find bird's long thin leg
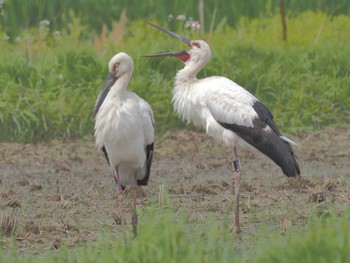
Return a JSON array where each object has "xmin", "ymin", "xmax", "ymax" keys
[
  {"xmin": 232, "ymin": 146, "xmax": 241, "ymax": 233},
  {"xmin": 131, "ymin": 185, "xmax": 138, "ymax": 237},
  {"xmin": 114, "ymin": 167, "xmax": 127, "ymax": 244}
]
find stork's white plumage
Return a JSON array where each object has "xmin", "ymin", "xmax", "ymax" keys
[
  {"xmin": 94, "ymin": 52, "xmax": 154, "ymax": 239},
  {"xmin": 145, "ymin": 23, "xmax": 300, "ymax": 233}
]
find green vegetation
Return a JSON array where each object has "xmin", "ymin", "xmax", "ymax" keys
[
  {"xmin": 0, "ymin": 12, "xmax": 349, "ymax": 141},
  {"xmin": 1, "ymin": 208, "xmax": 349, "ymax": 262},
  {"xmin": 2, "ymin": 0, "xmax": 350, "ymax": 41},
  {"xmin": 1, "ymin": 2, "xmax": 349, "ymax": 261}
]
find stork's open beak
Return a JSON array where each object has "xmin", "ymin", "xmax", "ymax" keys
[
  {"xmin": 142, "ymin": 22, "xmax": 192, "ymax": 63},
  {"xmin": 143, "ymin": 50, "xmax": 190, "ymax": 62},
  {"xmin": 147, "ymin": 22, "xmax": 191, "ymax": 45}
]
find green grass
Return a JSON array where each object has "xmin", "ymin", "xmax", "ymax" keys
[
  {"xmin": 2, "ymin": 0, "xmax": 350, "ymax": 41},
  {"xmin": 1, "ymin": 208, "xmax": 349, "ymax": 262},
  {"xmin": 0, "ymin": 12, "xmax": 350, "ymax": 141},
  {"xmin": 256, "ymin": 211, "xmax": 350, "ymax": 263}
]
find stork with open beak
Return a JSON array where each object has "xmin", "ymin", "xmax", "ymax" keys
[
  {"xmin": 144, "ymin": 22, "xmax": 300, "ymax": 233},
  {"xmin": 94, "ymin": 52, "xmax": 154, "ymax": 241}
]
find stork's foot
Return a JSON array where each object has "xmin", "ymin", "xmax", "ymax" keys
[
  {"xmin": 229, "ymin": 223, "xmax": 242, "ymax": 235},
  {"xmin": 233, "ymin": 221, "xmax": 241, "ymax": 234}
]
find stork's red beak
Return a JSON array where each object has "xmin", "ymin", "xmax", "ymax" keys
[
  {"xmin": 142, "ymin": 22, "xmax": 191, "ymax": 63},
  {"xmin": 143, "ymin": 50, "xmax": 190, "ymax": 63}
]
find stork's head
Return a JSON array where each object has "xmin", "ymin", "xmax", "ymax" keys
[
  {"xmin": 143, "ymin": 22, "xmax": 212, "ymax": 70},
  {"xmin": 109, "ymin": 52, "xmax": 134, "ymax": 79},
  {"xmin": 93, "ymin": 52, "xmax": 134, "ymax": 117},
  {"xmin": 186, "ymin": 40, "xmax": 211, "ymax": 67}
]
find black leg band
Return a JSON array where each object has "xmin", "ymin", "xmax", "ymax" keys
[
  {"xmin": 233, "ymin": 160, "xmax": 241, "ymax": 172},
  {"xmin": 116, "ymin": 183, "xmax": 126, "ymax": 191}
]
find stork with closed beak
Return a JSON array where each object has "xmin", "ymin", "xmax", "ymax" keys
[
  {"xmin": 94, "ymin": 52, "xmax": 154, "ymax": 240},
  {"xmin": 144, "ymin": 23, "xmax": 300, "ymax": 233}
]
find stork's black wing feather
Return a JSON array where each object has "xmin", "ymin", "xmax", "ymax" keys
[
  {"xmin": 252, "ymin": 101, "xmax": 281, "ymax": 135},
  {"xmin": 101, "ymin": 145, "xmax": 110, "ymax": 166},
  {"xmin": 137, "ymin": 143, "xmax": 154, "ymax": 186},
  {"xmin": 219, "ymin": 100, "xmax": 300, "ymax": 177}
]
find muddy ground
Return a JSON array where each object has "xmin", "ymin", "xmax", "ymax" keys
[{"xmin": 0, "ymin": 128, "xmax": 349, "ymax": 254}]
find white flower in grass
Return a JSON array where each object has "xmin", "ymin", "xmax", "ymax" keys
[
  {"xmin": 39, "ymin": 20, "xmax": 50, "ymax": 27},
  {"xmin": 176, "ymin": 15, "xmax": 186, "ymax": 21},
  {"xmin": 184, "ymin": 17, "xmax": 201, "ymax": 32},
  {"xmin": 39, "ymin": 20, "xmax": 50, "ymax": 36},
  {"xmin": 53, "ymin": 31, "xmax": 61, "ymax": 40},
  {"xmin": 168, "ymin": 14, "xmax": 173, "ymax": 21},
  {"xmin": 191, "ymin": 21, "xmax": 201, "ymax": 31}
]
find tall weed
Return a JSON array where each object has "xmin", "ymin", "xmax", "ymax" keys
[
  {"xmin": 0, "ymin": 12, "xmax": 349, "ymax": 141},
  {"xmin": 1, "ymin": 210, "xmax": 349, "ymax": 262},
  {"xmin": 1, "ymin": 0, "xmax": 350, "ymax": 40}
]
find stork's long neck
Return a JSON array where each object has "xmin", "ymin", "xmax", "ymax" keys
[
  {"xmin": 172, "ymin": 65, "xmax": 201, "ymax": 122},
  {"xmin": 174, "ymin": 67, "xmax": 198, "ymax": 99},
  {"xmin": 109, "ymin": 74, "xmax": 132, "ymax": 97},
  {"xmin": 175, "ymin": 62, "xmax": 202, "ymax": 87}
]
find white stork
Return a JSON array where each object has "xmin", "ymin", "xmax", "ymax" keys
[
  {"xmin": 94, "ymin": 52, "xmax": 154, "ymax": 240},
  {"xmin": 144, "ymin": 23, "xmax": 300, "ymax": 233}
]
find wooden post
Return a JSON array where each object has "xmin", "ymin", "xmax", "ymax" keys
[
  {"xmin": 280, "ymin": 0, "xmax": 287, "ymax": 42},
  {"xmin": 199, "ymin": 0, "xmax": 205, "ymax": 36}
]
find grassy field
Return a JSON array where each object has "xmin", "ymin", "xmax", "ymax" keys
[
  {"xmin": 1, "ymin": 198, "xmax": 349, "ymax": 262},
  {"xmin": 1, "ymin": 128, "xmax": 349, "ymax": 262},
  {"xmin": 1, "ymin": 7, "xmax": 350, "ymax": 262},
  {"xmin": 0, "ymin": 12, "xmax": 350, "ymax": 141}
]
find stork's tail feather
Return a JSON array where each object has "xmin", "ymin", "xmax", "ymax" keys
[
  {"xmin": 257, "ymin": 133, "xmax": 300, "ymax": 177},
  {"xmin": 273, "ymin": 137, "xmax": 300, "ymax": 177},
  {"xmin": 280, "ymin": 135, "xmax": 297, "ymax": 146}
]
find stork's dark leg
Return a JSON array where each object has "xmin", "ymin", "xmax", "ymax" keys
[
  {"xmin": 114, "ymin": 167, "xmax": 127, "ymax": 244},
  {"xmin": 232, "ymin": 147, "xmax": 241, "ymax": 233},
  {"xmin": 131, "ymin": 185, "xmax": 138, "ymax": 237}
]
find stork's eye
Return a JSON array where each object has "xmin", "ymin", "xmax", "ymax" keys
[
  {"xmin": 192, "ymin": 42, "xmax": 201, "ymax": 48},
  {"xmin": 112, "ymin": 62, "xmax": 120, "ymax": 74}
]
